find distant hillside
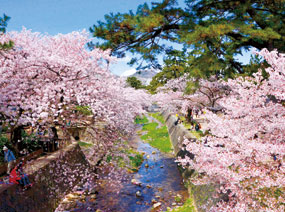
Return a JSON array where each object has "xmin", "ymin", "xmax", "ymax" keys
[{"xmin": 121, "ymin": 69, "xmax": 159, "ymax": 85}]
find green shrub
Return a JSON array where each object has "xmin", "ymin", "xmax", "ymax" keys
[{"xmin": 21, "ymin": 131, "xmax": 41, "ymax": 153}]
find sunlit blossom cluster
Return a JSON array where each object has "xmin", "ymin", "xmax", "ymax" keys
[{"xmin": 0, "ymin": 29, "xmax": 151, "ymax": 135}]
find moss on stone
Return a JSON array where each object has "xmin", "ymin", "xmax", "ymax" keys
[{"xmin": 165, "ymin": 197, "xmax": 196, "ymax": 212}]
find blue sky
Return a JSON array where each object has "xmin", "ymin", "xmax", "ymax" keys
[{"xmin": 1, "ymin": 0, "xmax": 251, "ymax": 75}]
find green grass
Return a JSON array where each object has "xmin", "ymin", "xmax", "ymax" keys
[
  {"xmin": 142, "ymin": 122, "xmax": 158, "ymax": 131},
  {"xmin": 149, "ymin": 112, "xmax": 165, "ymax": 124},
  {"xmin": 140, "ymin": 115, "xmax": 172, "ymax": 153},
  {"xmin": 135, "ymin": 115, "xmax": 149, "ymax": 124},
  {"xmin": 165, "ymin": 198, "xmax": 196, "ymax": 212},
  {"xmin": 75, "ymin": 105, "xmax": 93, "ymax": 116},
  {"xmin": 105, "ymin": 148, "xmax": 144, "ymax": 171},
  {"xmin": 78, "ymin": 141, "xmax": 93, "ymax": 148}
]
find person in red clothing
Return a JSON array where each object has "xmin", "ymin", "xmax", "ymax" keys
[
  {"xmin": 9, "ymin": 166, "xmax": 21, "ymax": 184},
  {"xmin": 9, "ymin": 161, "xmax": 32, "ymax": 190}
]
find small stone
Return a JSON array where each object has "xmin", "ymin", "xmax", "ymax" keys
[
  {"xmin": 74, "ymin": 190, "xmax": 84, "ymax": 195},
  {"xmin": 66, "ymin": 194, "xmax": 79, "ymax": 200},
  {"xmin": 153, "ymin": 202, "xmax": 161, "ymax": 208},
  {"xmin": 155, "ymin": 195, "xmax": 160, "ymax": 199},
  {"xmin": 151, "ymin": 199, "xmax": 157, "ymax": 203},
  {"xmin": 136, "ymin": 191, "xmax": 142, "ymax": 197},
  {"xmin": 145, "ymin": 164, "xmax": 149, "ymax": 168},
  {"xmin": 80, "ymin": 195, "xmax": 86, "ymax": 200},
  {"xmin": 158, "ymin": 187, "xmax": 163, "ymax": 192},
  {"xmin": 152, "ymin": 151, "xmax": 156, "ymax": 154},
  {"xmin": 172, "ymin": 203, "xmax": 177, "ymax": 206},
  {"xmin": 75, "ymin": 186, "xmax": 83, "ymax": 191},
  {"xmin": 146, "ymin": 185, "xmax": 152, "ymax": 189},
  {"xmin": 131, "ymin": 179, "xmax": 142, "ymax": 186},
  {"xmin": 89, "ymin": 188, "xmax": 98, "ymax": 195},
  {"xmin": 146, "ymin": 155, "xmax": 150, "ymax": 159},
  {"xmin": 160, "ymin": 165, "xmax": 164, "ymax": 168},
  {"xmin": 62, "ymin": 198, "xmax": 70, "ymax": 204},
  {"xmin": 90, "ymin": 194, "xmax": 96, "ymax": 199}
]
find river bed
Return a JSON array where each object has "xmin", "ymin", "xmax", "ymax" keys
[{"xmin": 55, "ymin": 127, "xmax": 188, "ymax": 212}]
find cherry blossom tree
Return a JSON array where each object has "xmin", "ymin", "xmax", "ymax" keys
[
  {"xmin": 0, "ymin": 29, "xmax": 151, "ymax": 152},
  {"xmin": 178, "ymin": 49, "xmax": 285, "ymax": 211},
  {"xmin": 154, "ymin": 74, "xmax": 230, "ymax": 117}
]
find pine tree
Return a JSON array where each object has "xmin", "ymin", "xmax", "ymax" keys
[
  {"xmin": 90, "ymin": 0, "xmax": 285, "ymax": 78},
  {"xmin": 0, "ymin": 14, "xmax": 13, "ymax": 50}
]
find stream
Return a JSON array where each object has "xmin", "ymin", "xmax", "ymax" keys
[{"xmin": 56, "ymin": 124, "xmax": 188, "ymax": 212}]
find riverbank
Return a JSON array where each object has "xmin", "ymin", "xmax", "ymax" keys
[
  {"xmin": 0, "ymin": 140, "xmax": 92, "ymax": 212},
  {"xmin": 162, "ymin": 110, "xmax": 223, "ymax": 212}
]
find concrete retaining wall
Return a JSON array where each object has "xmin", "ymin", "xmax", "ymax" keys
[
  {"xmin": 162, "ymin": 110, "xmax": 222, "ymax": 212},
  {"xmin": 0, "ymin": 141, "xmax": 92, "ymax": 212}
]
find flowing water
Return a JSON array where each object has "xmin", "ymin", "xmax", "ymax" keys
[{"xmin": 56, "ymin": 127, "xmax": 188, "ymax": 212}]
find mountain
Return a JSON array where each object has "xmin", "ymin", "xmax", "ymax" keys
[{"xmin": 121, "ymin": 68, "xmax": 160, "ymax": 85}]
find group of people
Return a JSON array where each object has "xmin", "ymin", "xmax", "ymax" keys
[
  {"xmin": 175, "ymin": 108, "xmax": 202, "ymax": 131},
  {"xmin": 3, "ymin": 146, "xmax": 32, "ymax": 190}
]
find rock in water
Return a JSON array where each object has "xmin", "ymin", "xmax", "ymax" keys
[
  {"xmin": 136, "ymin": 191, "xmax": 142, "ymax": 197},
  {"xmin": 153, "ymin": 202, "xmax": 162, "ymax": 208}
]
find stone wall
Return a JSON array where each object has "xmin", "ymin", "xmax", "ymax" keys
[
  {"xmin": 0, "ymin": 141, "xmax": 92, "ymax": 212},
  {"xmin": 161, "ymin": 110, "xmax": 222, "ymax": 212}
]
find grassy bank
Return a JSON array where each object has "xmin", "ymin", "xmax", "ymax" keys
[{"xmin": 137, "ymin": 113, "xmax": 172, "ymax": 153}]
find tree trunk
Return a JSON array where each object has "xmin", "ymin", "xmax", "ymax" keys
[{"xmin": 11, "ymin": 125, "xmax": 24, "ymax": 156}]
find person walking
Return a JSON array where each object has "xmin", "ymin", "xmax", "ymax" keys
[{"xmin": 3, "ymin": 146, "xmax": 16, "ymax": 175}]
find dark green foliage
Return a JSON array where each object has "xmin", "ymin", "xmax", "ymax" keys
[
  {"xmin": 21, "ymin": 131, "xmax": 41, "ymax": 153},
  {"xmin": 147, "ymin": 49, "xmax": 189, "ymax": 93},
  {"xmin": 129, "ymin": 153, "xmax": 144, "ymax": 168},
  {"xmin": 0, "ymin": 135, "xmax": 13, "ymax": 163},
  {"xmin": 126, "ymin": 76, "xmax": 144, "ymax": 89},
  {"xmin": 0, "ymin": 14, "xmax": 13, "ymax": 50},
  {"xmin": 91, "ymin": 0, "xmax": 285, "ymax": 78}
]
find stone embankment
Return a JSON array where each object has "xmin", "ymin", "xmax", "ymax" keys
[
  {"xmin": 0, "ymin": 139, "xmax": 92, "ymax": 212},
  {"xmin": 161, "ymin": 110, "xmax": 223, "ymax": 212}
]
